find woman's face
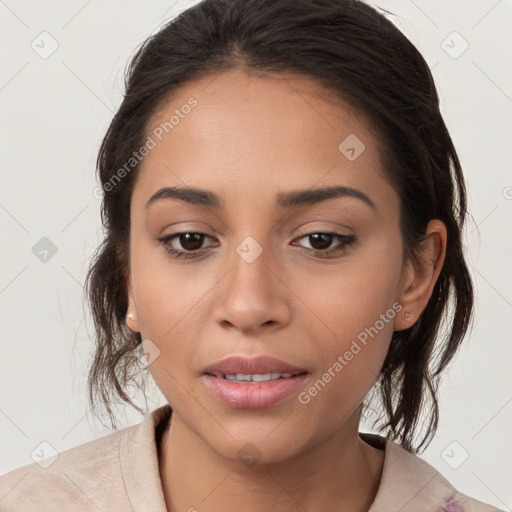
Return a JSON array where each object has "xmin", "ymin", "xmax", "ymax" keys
[{"xmin": 125, "ymin": 68, "xmax": 414, "ymax": 463}]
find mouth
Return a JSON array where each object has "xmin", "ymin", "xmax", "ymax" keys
[
  {"xmin": 206, "ymin": 371, "xmax": 307, "ymax": 382},
  {"xmin": 202, "ymin": 372, "xmax": 309, "ymax": 409},
  {"xmin": 201, "ymin": 355, "xmax": 309, "ymax": 409},
  {"xmin": 202, "ymin": 354, "xmax": 308, "ymax": 376}
]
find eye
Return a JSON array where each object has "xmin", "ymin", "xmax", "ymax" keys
[
  {"xmin": 157, "ymin": 230, "xmax": 356, "ymax": 260},
  {"xmin": 158, "ymin": 232, "xmax": 217, "ymax": 259},
  {"xmin": 292, "ymin": 232, "xmax": 356, "ymax": 257}
]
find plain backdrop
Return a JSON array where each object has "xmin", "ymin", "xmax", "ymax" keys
[{"xmin": 1, "ymin": 0, "xmax": 511, "ymax": 509}]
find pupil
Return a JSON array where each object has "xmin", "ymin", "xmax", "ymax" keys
[
  {"xmin": 178, "ymin": 234, "xmax": 334, "ymax": 252},
  {"xmin": 310, "ymin": 233, "xmax": 332, "ymax": 250},
  {"xmin": 180, "ymin": 233, "xmax": 203, "ymax": 251}
]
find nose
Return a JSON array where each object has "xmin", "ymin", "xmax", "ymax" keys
[{"xmin": 213, "ymin": 241, "xmax": 292, "ymax": 335}]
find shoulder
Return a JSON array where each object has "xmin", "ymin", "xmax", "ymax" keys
[
  {"xmin": 360, "ymin": 433, "xmax": 506, "ymax": 512},
  {"xmin": 0, "ymin": 425, "xmax": 134, "ymax": 511}
]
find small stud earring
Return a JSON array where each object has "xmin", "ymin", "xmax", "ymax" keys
[
  {"xmin": 404, "ymin": 311, "xmax": 412, "ymax": 320},
  {"xmin": 126, "ymin": 313, "xmax": 135, "ymax": 320}
]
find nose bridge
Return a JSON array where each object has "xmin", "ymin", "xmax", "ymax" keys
[
  {"xmin": 229, "ymin": 234, "xmax": 275, "ymax": 306},
  {"xmin": 214, "ymin": 232, "xmax": 290, "ymax": 332},
  {"xmin": 237, "ymin": 234, "xmax": 271, "ymax": 286}
]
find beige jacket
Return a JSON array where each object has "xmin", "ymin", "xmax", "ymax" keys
[{"xmin": 0, "ymin": 404, "xmax": 505, "ymax": 511}]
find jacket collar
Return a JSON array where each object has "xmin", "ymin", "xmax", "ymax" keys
[
  {"xmin": 360, "ymin": 432, "xmax": 461, "ymax": 511},
  {"xmin": 121, "ymin": 404, "xmax": 460, "ymax": 512}
]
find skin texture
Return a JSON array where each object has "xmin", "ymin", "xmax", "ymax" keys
[{"xmin": 124, "ymin": 68, "xmax": 447, "ymax": 512}]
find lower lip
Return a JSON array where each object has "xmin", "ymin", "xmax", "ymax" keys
[{"xmin": 202, "ymin": 373, "xmax": 308, "ymax": 409}]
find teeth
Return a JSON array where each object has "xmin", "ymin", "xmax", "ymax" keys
[
  {"xmin": 252, "ymin": 373, "xmax": 270, "ymax": 382},
  {"xmin": 221, "ymin": 372, "xmax": 294, "ymax": 382}
]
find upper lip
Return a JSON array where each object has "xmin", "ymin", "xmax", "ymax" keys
[{"xmin": 203, "ymin": 356, "xmax": 308, "ymax": 376}]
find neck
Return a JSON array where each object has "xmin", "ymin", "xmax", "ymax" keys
[{"xmin": 158, "ymin": 410, "xmax": 384, "ymax": 512}]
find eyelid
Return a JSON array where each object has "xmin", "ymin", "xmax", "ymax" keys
[
  {"xmin": 159, "ymin": 227, "xmax": 357, "ymax": 262},
  {"xmin": 161, "ymin": 225, "xmax": 353, "ymax": 245},
  {"xmin": 293, "ymin": 223, "xmax": 355, "ymax": 238}
]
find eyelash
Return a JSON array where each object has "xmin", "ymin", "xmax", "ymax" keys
[{"xmin": 157, "ymin": 231, "xmax": 356, "ymax": 260}]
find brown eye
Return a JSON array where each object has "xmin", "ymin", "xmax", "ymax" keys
[
  {"xmin": 158, "ymin": 232, "xmax": 216, "ymax": 259},
  {"xmin": 293, "ymin": 232, "xmax": 356, "ymax": 257},
  {"xmin": 175, "ymin": 233, "xmax": 206, "ymax": 251},
  {"xmin": 307, "ymin": 233, "xmax": 335, "ymax": 251}
]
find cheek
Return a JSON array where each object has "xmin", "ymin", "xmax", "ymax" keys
[
  {"xmin": 302, "ymin": 238, "xmax": 403, "ymax": 344},
  {"xmin": 295, "ymin": 237, "xmax": 402, "ymax": 408},
  {"xmin": 128, "ymin": 243, "xmax": 209, "ymax": 378},
  {"xmin": 130, "ymin": 235, "xmax": 212, "ymax": 338},
  {"xmin": 131, "ymin": 263, "xmax": 212, "ymax": 407}
]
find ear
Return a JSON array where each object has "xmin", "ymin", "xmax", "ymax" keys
[
  {"xmin": 124, "ymin": 270, "xmax": 140, "ymax": 333},
  {"xmin": 394, "ymin": 219, "xmax": 447, "ymax": 331}
]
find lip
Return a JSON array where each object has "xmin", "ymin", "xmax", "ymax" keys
[
  {"xmin": 202, "ymin": 373, "xmax": 308, "ymax": 409},
  {"xmin": 202, "ymin": 355, "xmax": 308, "ymax": 376},
  {"xmin": 201, "ymin": 355, "xmax": 309, "ymax": 409}
]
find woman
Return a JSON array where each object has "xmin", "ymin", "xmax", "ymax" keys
[{"xmin": 0, "ymin": 0, "xmax": 504, "ymax": 511}]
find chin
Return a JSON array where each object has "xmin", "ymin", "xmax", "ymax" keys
[{"xmin": 202, "ymin": 418, "xmax": 309, "ymax": 466}]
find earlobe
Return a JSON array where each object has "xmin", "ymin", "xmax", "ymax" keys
[
  {"xmin": 125, "ymin": 271, "xmax": 140, "ymax": 333},
  {"xmin": 394, "ymin": 219, "xmax": 447, "ymax": 331}
]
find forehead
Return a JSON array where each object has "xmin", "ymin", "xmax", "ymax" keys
[
  {"xmin": 133, "ymin": 68, "xmax": 392, "ymax": 211},
  {"xmin": 147, "ymin": 67, "xmax": 375, "ymax": 151}
]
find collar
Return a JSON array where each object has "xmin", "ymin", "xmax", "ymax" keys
[{"xmin": 120, "ymin": 404, "xmax": 460, "ymax": 512}]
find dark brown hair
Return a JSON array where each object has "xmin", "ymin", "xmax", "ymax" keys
[{"xmin": 84, "ymin": 0, "xmax": 473, "ymax": 453}]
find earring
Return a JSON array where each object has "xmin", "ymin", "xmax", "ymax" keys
[
  {"xmin": 404, "ymin": 311, "xmax": 412, "ymax": 320},
  {"xmin": 126, "ymin": 313, "xmax": 135, "ymax": 320}
]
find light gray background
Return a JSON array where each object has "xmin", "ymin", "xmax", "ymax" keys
[{"xmin": 1, "ymin": 0, "xmax": 511, "ymax": 509}]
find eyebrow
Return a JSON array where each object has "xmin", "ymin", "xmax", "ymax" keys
[{"xmin": 145, "ymin": 185, "xmax": 377, "ymax": 211}]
